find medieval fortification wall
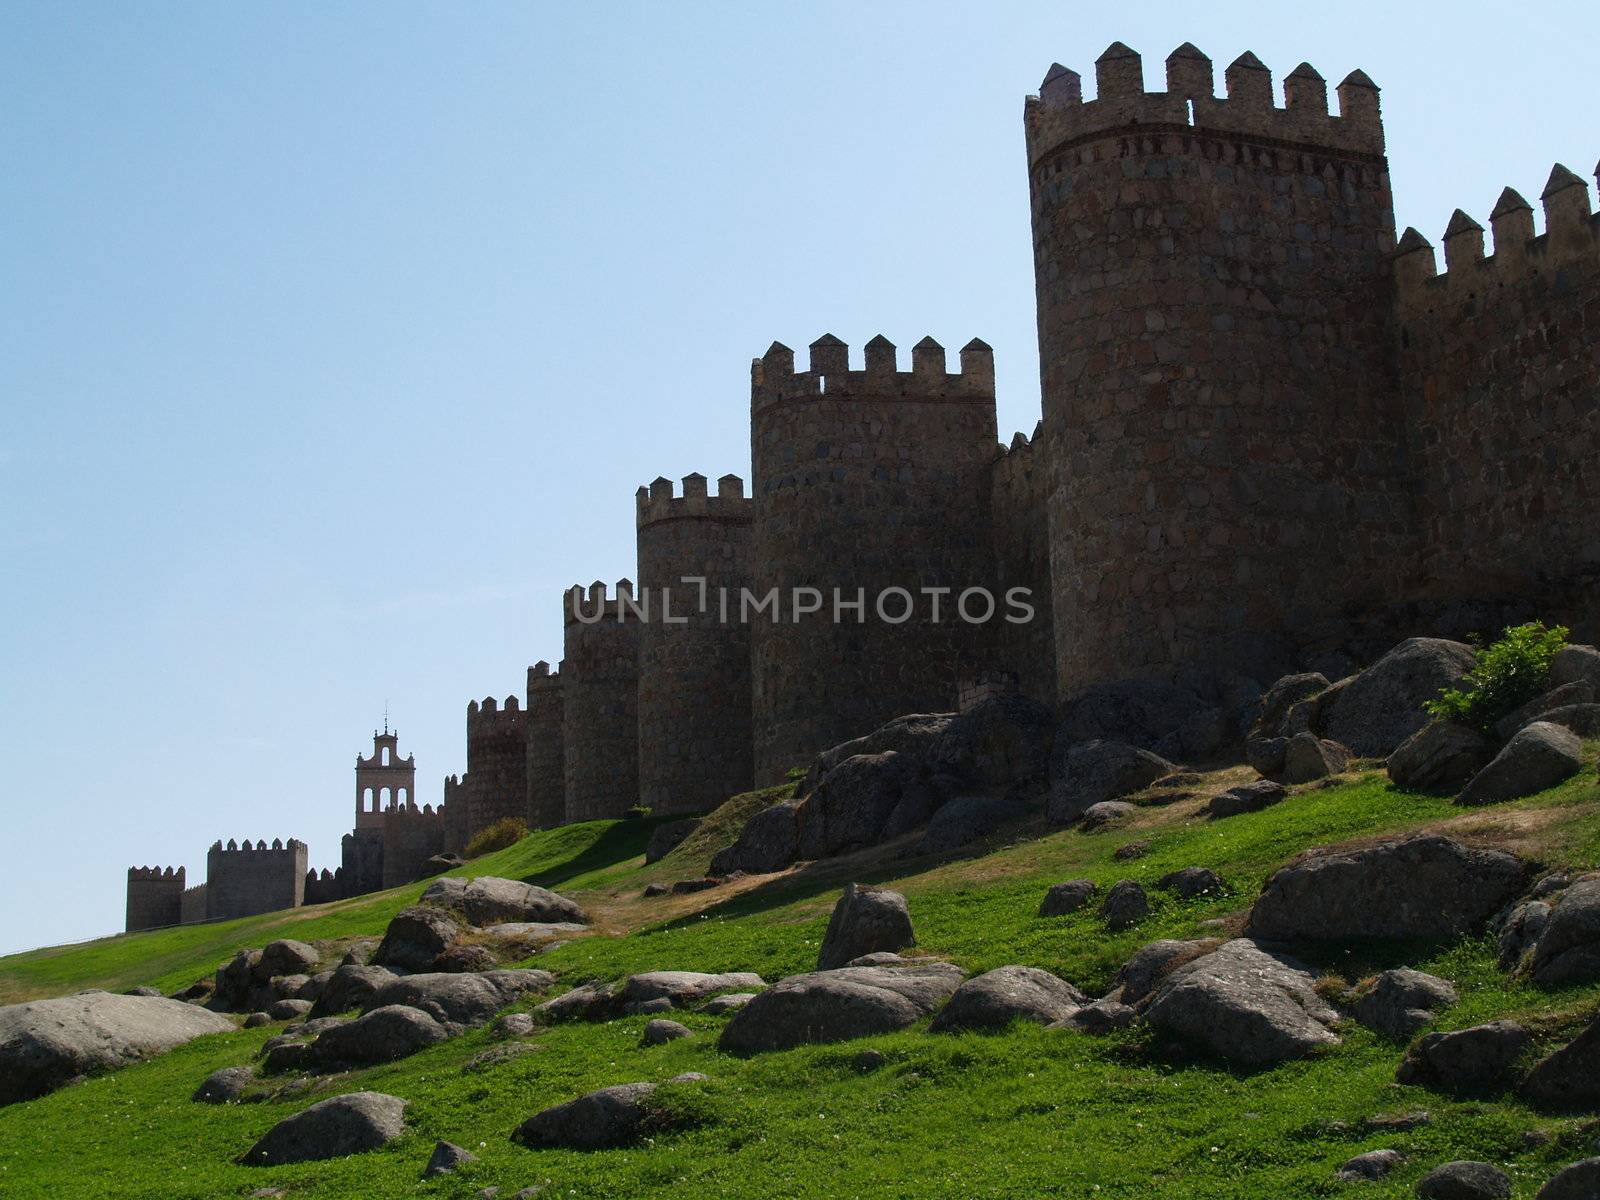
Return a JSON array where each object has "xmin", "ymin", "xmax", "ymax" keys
[{"xmin": 127, "ymin": 42, "xmax": 1597, "ymax": 932}]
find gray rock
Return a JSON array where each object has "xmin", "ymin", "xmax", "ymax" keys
[
  {"xmin": 1414, "ymin": 1161, "xmax": 1511, "ymax": 1200},
  {"xmin": 669, "ymin": 877, "xmax": 722, "ymax": 895},
  {"xmin": 1100, "ymin": 880, "xmax": 1150, "ymax": 931},
  {"xmin": 257, "ymin": 940, "xmax": 320, "ymax": 981},
  {"xmin": 1521, "ymin": 1011, "xmax": 1600, "ymax": 1106},
  {"xmin": 372, "ymin": 905, "xmax": 463, "ymax": 972},
  {"xmin": 924, "ymin": 694, "xmax": 1056, "ymax": 796},
  {"xmin": 340, "ymin": 940, "xmax": 376, "ymax": 967},
  {"xmin": 1048, "ymin": 741, "xmax": 1175, "ymax": 824},
  {"xmin": 365, "ymin": 970, "xmax": 554, "ymax": 1027},
  {"xmin": 817, "ymin": 884, "xmax": 914, "ymax": 970},
  {"xmin": 193, "ymin": 1065, "xmax": 254, "ymax": 1104},
  {"xmin": 308, "ymin": 1004, "xmax": 450, "ymax": 1066},
  {"xmin": 643, "ymin": 882, "xmax": 670, "ymax": 897},
  {"xmin": 214, "ymin": 949, "xmax": 266, "ymax": 1011},
  {"xmin": 1494, "ymin": 680, "xmax": 1597, "ymax": 741},
  {"xmin": 1112, "ymin": 939, "xmax": 1222, "ymax": 1007},
  {"xmin": 700, "ymin": 993, "xmax": 756, "ymax": 1015},
  {"xmin": 1534, "ymin": 704, "xmax": 1600, "ymax": 738},
  {"xmin": 125, "ymin": 986, "xmax": 163, "ymax": 997},
  {"xmin": 433, "ymin": 944, "xmax": 499, "ymax": 974},
  {"xmin": 513, "ymin": 1082, "xmax": 658, "ymax": 1149},
  {"xmin": 1251, "ymin": 673, "xmax": 1331, "ymax": 740},
  {"xmin": 642, "ymin": 1019, "xmax": 692, "ymax": 1046},
  {"xmin": 719, "ymin": 962, "xmax": 966, "ymax": 1055},
  {"xmin": 1247, "ymin": 835, "xmax": 1526, "ymax": 942},
  {"xmin": 1529, "ymin": 877, "xmax": 1600, "ymax": 987},
  {"xmin": 0, "ymin": 993, "xmax": 234, "ymax": 1106},
  {"xmin": 244, "ymin": 1012, "xmax": 272, "ymax": 1029},
  {"xmin": 1113, "ymin": 839, "xmax": 1151, "ymax": 861},
  {"xmin": 1388, "ymin": 720, "xmax": 1496, "ymax": 793},
  {"xmin": 1052, "ymin": 999, "xmax": 1136, "ymax": 1033},
  {"xmin": 796, "ymin": 752, "xmax": 933, "ymax": 861},
  {"xmin": 853, "ymin": 1049, "xmax": 887, "ymax": 1071},
  {"xmin": 268, "ymin": 999, "xmax": 313, "ymax": 1022},
  {"xmin": 1157, "ymin": 867, "xmax": 1224, "ymax": 899},
  {"xmin": 802, "ymin": 713, "xmax": 955, "ymax": 794},
  {"xmin": 644, "ymin": 818, "xmax": 700, "ymax": 865},
  {"xmin": 1280, "ymin": 733, "xmax": 1351, "ymax": 783},
  {"xmin": 929, "ymin": 966, "xmax": 1085, "ymax": 1032},
  {"xmin": 1080, "ymin": 801, "xmax": 1137, "ymax": 831},
  {"xmin": 242, "ymin": 1091, "xmax": 407, "ymax": 1165},
  {"xmin": 1351, "ymin": 969, "xmax": 1458, "ymax": 1040},
  {"xmin": 1039, "ymin": 880, "xmax": 1098, "ymax": 916},
  {"xmin": 710, "ymin": 798, "xmax": 804, "ymax": 875},
  {"xmin": 627, "ymin": 997, "xmax": 675, "ymax": 1015},
  {"xmin": 1549, "ymin": 645, "xmax": 1600, "ymax": 691},
  {"xmin": 1537, "ymin": 1158, "xmax": 1600, "ymax": 1199},
  {"xmin": 423, "ymin": 1140, "xmax": 477, "ymax": 1178},
  {"xmin": 1141, "ymin": 939, "xmax": 1340, "ymax": 1068},
  {"xmin": 620, "ymin": 971, "xmax": 766, "ymax": 1009},
  {"xmin": 919, "ymin": 795, "xmax": 1025, "ymax": 854},
  {"xmin": 1396, "ymin": 1020, "xmax": 1530, "ymax": 1094},
  {"xmin": 310, "ymin": 964, "xmax": 397, "ymax": 1017},
  {"xmin": 1057, "ymin": 677, "xmax": 1224, "ymax": 760},
  {"xmin": 496, "ymin": 1012, "xmax": 537, "ymax": 1038},
  {"xmin": 1207, "ymin": 779, "xmax": 1287, "ymax": 818},
  {"xmin": 1458, "ymin": 721, "xmax": 1583, "ymax": 806},
  {"xmin": 1337, "ymin": 1149, "xmax": 1404, "ymax": 1181},
  {"xmin": 420, "ymin": 876, "xmax": 588, "ymax": 927},
  {"xmin": 1320, "ymin": 638, "xmax": 1477, "ymax": 756},
  {"xmin": 536, "ymin": 982, "xmax": 620, "ymax": 1024},
  {"xmin": 1497, "ymin": 899, "xmax": 1552, "ymax": 972},
  {"xmin": 1245, "ymin": 735, "xmax": 1289, "ymax": 779},
  {"xmin": 419, "ymin": 853, "xmax": 464, "ymax": 878}
]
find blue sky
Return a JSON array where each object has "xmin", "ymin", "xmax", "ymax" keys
[{"xmin": 1, "ymin": 1, "xmax": 1595, "ymax": 956}]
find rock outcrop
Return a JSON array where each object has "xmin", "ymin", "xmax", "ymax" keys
[
  {"xmin": 817, "ymin": 885, "xmax": 914, "ymax": 970},
  {"xmin": 719, "ymin": 962, "xmax": 965, "ymax": 1055},
  {"xmin": 242, "ymin": 1091, "xmax": 407, "ymax": 1165},
  {"xmin": 1456, "ymin": 721, "xmax": 1583, "ymax": 806},
  {"xmin": 1319, "ymin": 638, "xmax": 1476, "ymax": 756},
  {"xmin": 928, "ymin": 966, "xmax": 1084, "ymax": 1032}
]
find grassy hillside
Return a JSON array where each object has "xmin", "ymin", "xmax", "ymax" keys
[{"xmin": 1, "ymin": 761, "xmax": 1598, "ymax": 1198}]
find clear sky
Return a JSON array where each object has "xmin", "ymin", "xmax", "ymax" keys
[{"xmin": 1, "ymin": 1, "xmax": 1594, "ymax": 956}]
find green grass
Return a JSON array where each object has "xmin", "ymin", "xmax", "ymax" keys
[{"xmin": 1, "ymin": 762, "xmax": 1598, "ymax": 1198}]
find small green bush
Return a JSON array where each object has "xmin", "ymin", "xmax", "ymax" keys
[
  {"xmin": 1423, "ymin": 620, "xmax": 1569, "ymax": 734},
  {"xmin": 464, "ymin": 816, "xmax": 529, "ymax": 858}
]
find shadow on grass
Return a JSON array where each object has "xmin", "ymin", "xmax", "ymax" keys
[{"xmin": 520, "ymin": 817, "xmax": 673, "ymax": 889}]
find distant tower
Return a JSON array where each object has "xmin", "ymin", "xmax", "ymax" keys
[
  {"xmin": 125, "ymin": 865, "xmax": 185, "ymax": 932},
  {"xmin": 635, "ymin": 473, "xmax": 755, "ymax": 815},
  {"xmin": 1024, "ymin": 43, "xmax": 1411, "ymax": 693},
  {"xmin": 749, "ymin": 335, "xmax": 998, "ymax": 783},
  {"xmin": 525, "ymin": 662, "xmax": 566, "ymax": 828},
  {"xmin": 464, "ymin": 694, "xmax": 528, "ymax": 838},
  {"xmin": 344, "ymin": 723, "xmax": 415, "ymax": 897},
  {"xmin": 562, "ymin": 581, "xmax": 641, "ymax": 821}
]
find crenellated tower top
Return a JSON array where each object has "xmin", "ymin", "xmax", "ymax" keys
[{"xmin": 751, "ymin": 334, "xmax": 994, "ymax": 412}]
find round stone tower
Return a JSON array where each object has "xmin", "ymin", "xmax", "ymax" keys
[
  {"xmin": 561, "ymin": 580, "xmax": 641, "ymax": 821},
  {"xmin": 1026, "ymin": 42, "xmax": 1413, "ymax": 694},
  {"xmin": 749, "ymin": 334, "xmax": 999, "ymax": 784},
  {"xmin": 636, "ymin": 472, "xmax": 755, "ymax": 814},
  {"xmin": 464, "ymin": 694, "xmax": 527, "ymax": 840},
  {"xmin": 524, "ymin": 661, "xmax": 565, "ymax": 829}
]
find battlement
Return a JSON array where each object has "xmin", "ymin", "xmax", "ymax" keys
[
  {"xmin": 127, "ymin": 865, "xmax": 184, "ymax": 881},
  {"xmin": 527, "ymin": 660, "xmax": 562, "ymax": 690},
  {"xmin": 467, "ymin": 693, "xmax": 523, "ymax": 732},
  {"xmin": 563, "ymin": 579, "xmax": 642, "ymax": 625},
  {"xmin": 1024, "ymin": 42, "xmax": 1385, "ymax": 168},
  {"xmin": 1394, "ymin": 162, "xmax": 1599, "ymax": 314},
  {"xmin": 635, "ymin": 472, "xmax": 753, "ymax": 529},
  {"xmin": 207, "ymin": 837, "xmax": 306, "ymax": 856},
  {"xmin": 750, "ymin": 335, "xmax": 995, "ymax": 411}
]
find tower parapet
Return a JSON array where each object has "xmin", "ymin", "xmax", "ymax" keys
[
  {"xmin": 1026, "ymin": 41, "xmax": 1411, "ymax": 693},
  {"xmin": 464, "ymin": 693, "xmax": 528, "ymax": 841},
  {"xmin": 125, "ymin": 865, "xmax": 185, "ymax": 932},
  {"xmin": 750, "ymin": 334, "xmax": 999, "ymax": 782},
  {"xmin": 563, "ymin": 581, "xmax": 641, "ymax": 820},
  {"xmin": 525, "ymin": 662, "xmax": 566, "ymax": 829},
  {"xmin": 1394, "ymin": 162, "xmax": 1600, "ymax": 608},
  {"xmin": 636, "ymin": 473, "xmax": 755, "ymax": 814},
  {"xmin": 204, "ymin": 838, "xmax": 306, "ymax": 921}
]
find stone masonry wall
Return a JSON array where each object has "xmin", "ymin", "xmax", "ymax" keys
[
  {"xmin": 179, "ymin": 883, "xmax": 207, "ymax": 925},
  {"xmin": 636, "ymin": 473, "xmax": 755, "ymax": 814},
  {"xmin": 1394, "ymin": 167, "xmax": 1600, "ymax": 608},
  {"xmin": 464, "ymin": 695, "xmax": 528, "ymax": 841},
  {"xmin": 304, "ymin": 869, "xmax": 340, "ymax": 905},
  {"xmin": 989, "ymin": 426, "xmax": 1057, "ymax": 706},
  {"xmin": 562, "ymin": 583, "xmax": 641, "ymax": 821},
  {"xmin": 205, "ymin": 839, "xmax": 306, "ymax": 921},
  {"xmin": 380, "ymin": 803, "xmax": 446, "ymax": 888},
  {"xmin": 125, "ymin": 866, "xmax": 184, "ymax": 932},
  {"xmin": 525, "ymin": 663, "xmax": 565, "ymax": 828},
  {"xmin": 750, "ymin": 335, "xmax": 999, "ymax": 783},
  {"xmin": 441, "ymin": 773, "xmax": 467, "ymax": 855},
  {"xmin": 1026, "ymin": 43, "xmax": 1417, "ymax": 695}
]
